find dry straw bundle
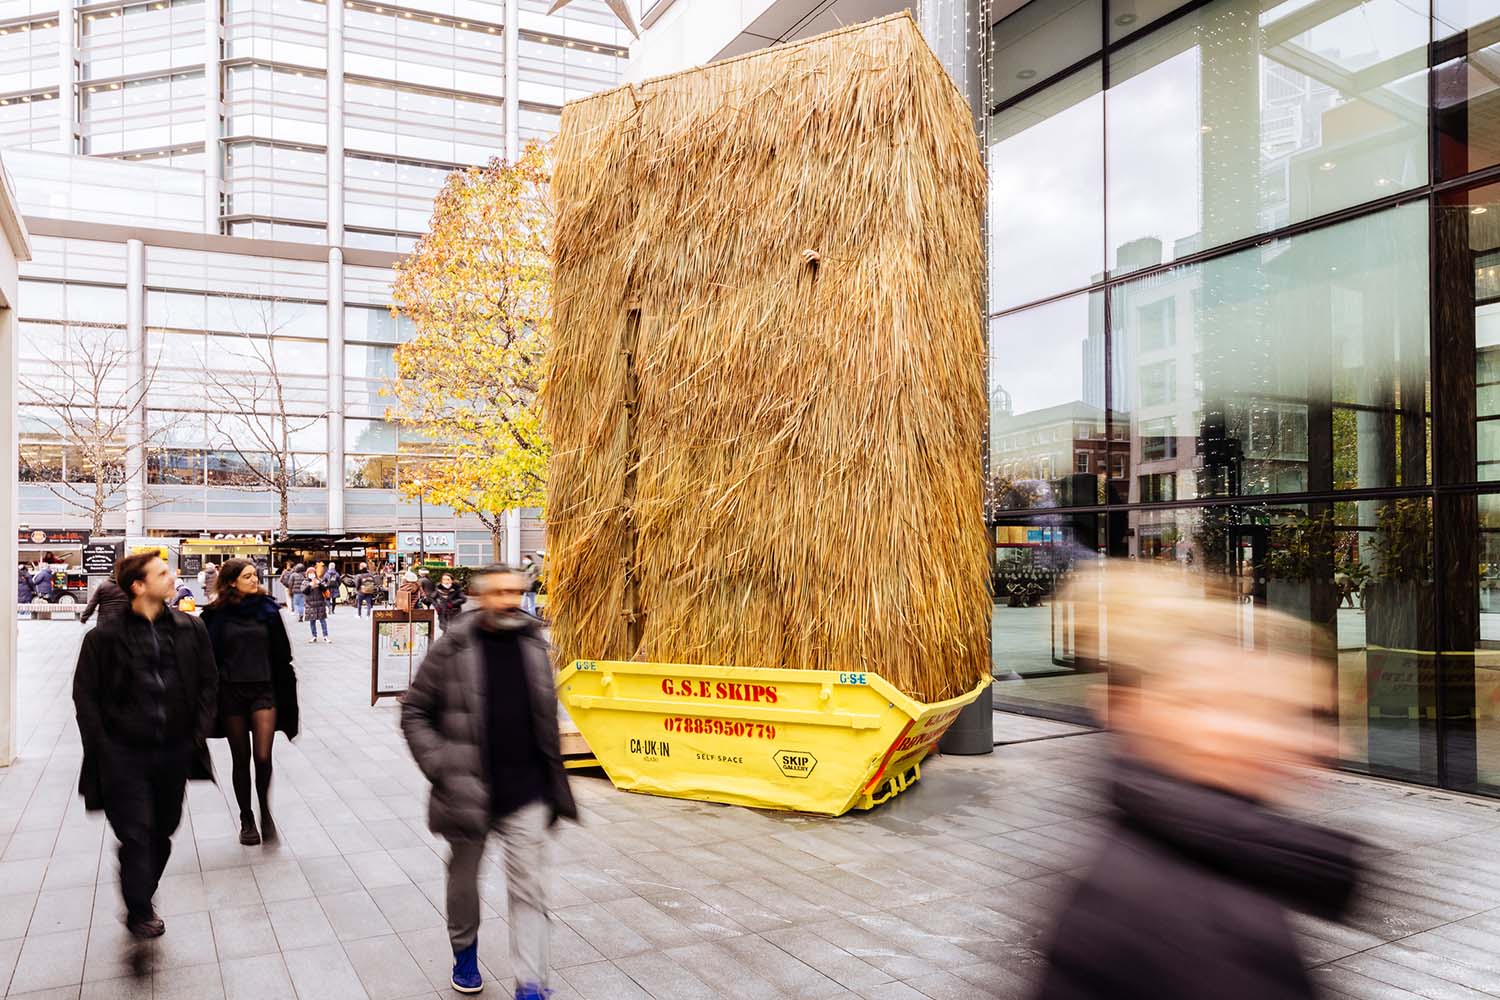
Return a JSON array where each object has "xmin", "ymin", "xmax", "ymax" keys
[{"xmin": 546, "ymin": 12, "xmax": 989, "ymax": 702}]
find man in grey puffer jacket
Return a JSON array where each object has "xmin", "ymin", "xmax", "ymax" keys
[{"xmin": 400, "ymin": 565, "xmax": 576, "ymax": 999}]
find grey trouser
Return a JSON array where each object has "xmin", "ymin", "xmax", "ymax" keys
[{"xmin": 445, "ymin": 800, "xmax": 551, "ymax": 988}]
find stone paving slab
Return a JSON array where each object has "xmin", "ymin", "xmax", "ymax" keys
[{"xmin": 4, "ymin": 617, "xmax": 1500, "ymax": 998}]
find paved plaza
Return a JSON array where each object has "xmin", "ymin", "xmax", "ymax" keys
[{"xmin": 3, "ymin": 616, "xmax": 1500, "ymax": 999}]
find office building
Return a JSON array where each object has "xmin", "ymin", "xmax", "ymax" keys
[{"xmin": 2, "ymin": 0, "xmax": 631, "ymax": 568}]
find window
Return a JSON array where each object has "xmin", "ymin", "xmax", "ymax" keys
[
  {"xmin": 1435, "ymin": 24, "xmax": 1500, "ymax": 180},
  {"xmin": 344, "ymin": 154, "xmax": 451, "ymax": 234},
  {"xmin": 18, "ymin": 444, "xmax": 64, "ymax": 482},
  {"xmin": 79, "ymin": 0, "xmax": 202, "ymax": 80},
  {"xmin": 80, "ymin": 71, "xmax": 204, "ymax": 155},
  {"xmin": 990, "ymin": 293, "xmax": 1106, "ymax": 510},
  {"xmin": 345, "ymin": 454, "xmax": 396, "ymax": 489},
  {"xmin": 148, "ymin": 449, "xmax": 205, "ymax": 485},
  {"xmin": 990, "ymin": 0, "xmax": 1100, "ymax": 107},
  {"xmin": 223, "ymin": 64, "xmax": 327, "ymax": 147},
  {"xmin": 989, "ymin": 66, "xmax": 1104, "ymax": 311},
  {"xmin": 223, "ymin": 142, "xmax": 328, "ymax": 226},
  {"xmin": 344, "ymin": 78, "xmax": 500, "ymax": 166},
  {"xmin": 0, "ymin": 89, "xmax": 64, "ymax": 152},
  {"xmin": 1138, "ymin": 472, "xmax": 1176, "ymax": 503},
  {"xmin": 1140, "ymin": 417, "xmax": 1176, "ymax": 462},
  {"xmin": 1137, "ymin": 299, "xmax": 1174, "ymax": 351},
  {"xmin": 1105, "ymin": 0, "xmax": 1428, "ymax": 273},
  {"xmin": 1138, "ymin": 361, "xmax": 1175, "ymax": 407},
  {"xmin": 517, "ymin": 34, "xmax": 625, "ymax": 108},
  {"xmin": 0, "ymin": 16, "xmax": 58, "ymax": 97},
  {"xmin": 345, "ymin": 305, "xmax": 410, "ymax": 343},
  {"xmin": 343, "ymin": 6, "xmax": 502, "ymax": 94},
  {"xmin": 1074, "ymin": 451, "xmax": 1090, "ymax": 474},
  {"xmin": 224, "ymin": 0, "xmax": 326, "ymax": 68}
]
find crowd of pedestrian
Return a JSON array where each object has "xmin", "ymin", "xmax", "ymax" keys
[
  {"xmin": 63, "ymin": 550, "xmax": 561, "ymax": 998},
  {"xmin": 53, "ymin": 543, "xmax": 1371, "ymax": 1000}
]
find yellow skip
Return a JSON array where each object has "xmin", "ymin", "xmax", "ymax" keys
[{"xmin": 555, "ymin": 660, "xmax": 989, "ymax": 816}]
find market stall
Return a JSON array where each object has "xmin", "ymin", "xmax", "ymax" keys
[{"xmin": 16, "ymin": 528, "xmax": 90, "ymax": 602}]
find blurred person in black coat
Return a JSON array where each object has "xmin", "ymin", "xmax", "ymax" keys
[
  {"xmin": 73, "ymin": 553, "xmax": 217, "ymax": 939},
  {"xmin": 1033, "ymin": 561, "xmax": 1362, "ymax": 1000}
]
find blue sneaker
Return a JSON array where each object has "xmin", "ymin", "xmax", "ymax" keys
[
  {"xmin": 514, "ymin": 986, "xmax": 550, "ymax": 1000},
  {"xmin": 451, "ymin": 943, "xmax": 482, "ymax": 994}
]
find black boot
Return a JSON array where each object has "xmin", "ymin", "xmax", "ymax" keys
[
  {"xmin": 126, "ymin": 909, "xmax": 166, "ymax": 939},
  {"xmin": 258, "ymin": 802, "xmax": 277, "ymax": 842},
  {"xmin": 239, "ymin": 813, "xmax": 261, "ymax": 846}
]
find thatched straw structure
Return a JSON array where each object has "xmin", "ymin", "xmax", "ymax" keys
[{"xmin": 546, "ymin": 11, "xmax": 989, "ymax": 703}]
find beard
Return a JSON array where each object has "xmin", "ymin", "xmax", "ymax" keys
[{"xmin": 480, "ymin": 607, "xmax": 529, "ymax": 631}]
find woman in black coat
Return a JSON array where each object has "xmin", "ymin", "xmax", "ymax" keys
[
  {"xmin": 201, "ymin": 559, "xmax": 299, "ymax": 845},
  {"xmin": 301, "ymin": 561, "xmax": 330, "ymax": 642},
  {"xmin": 431, "ymin": 572, "xmax": 466, "ymax": 630}
]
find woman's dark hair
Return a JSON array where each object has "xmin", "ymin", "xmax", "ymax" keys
[
  {"xmin": 214, "ymin": 558, "xmax": 261, "ymax": 605},
  {"xmin": 116, "ymin": 552, "xmax": 161, "ymax": 597}
]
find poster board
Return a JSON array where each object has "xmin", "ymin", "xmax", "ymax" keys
[
  {"xmin": 82, "ymin": 542, "xmax": 119, "ymax": 575},
  {"xmin": 370, "ymin": 608, "xmax": 434, "ymax": 705}
]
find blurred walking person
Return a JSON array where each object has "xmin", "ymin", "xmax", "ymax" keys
[
  {"xmin": 72, "ymin": 553, "xmax": 218, "ymax": 938},
  {"xmin": 519, "ymin": 555, "xmax": 537, "ymax": 615},
  {"xmin": 31, "ymin": 559, "xmax": 54, "ymax": 602},
  {"xmin": 199, "ymin": 561, "xmax": 219, "ymax": 603},
  {"xmin": 323, "ymin": 562, "xmax": 341, "ymax": 615},
  {"xmin": 418, "ymin": 568, "xmax": 437, "ymax": 608},
  {"xmin": 395, "ymin": 570, "xmax": 422, "ymax": 613},
  {"xmin": 202, "ymin": 559, "xmax": 300, "ymax": 846},
  {"xmin": 401, "ymin": 565, "xmax": 577, "ymax": 997},
  {"xmin": 432, "ymin": 572, "xmax": 466, "ymax": 631},
  {"xmin": 80, "ymin": 575, "xmax": 128, "ymax": 630},
  {"xmin": 17, "ymin": 564, "xmax": 33, "ymax": 607},
  {"xmin": 301, "ymin": 563, "xmax": 330, "ymax": 643},
  {"xmin": 353, "ymin": 562, "xmax": 378, "ymax": 617},
  {"xmin": 1033, "ymin": 562, "xmax": 1361, "ymax": 1000},
  {"xmin": 170, "ymin": 577, "xmax": 196, "ymax": 611},
  {"xmin": 287, "ymin": 563, "xmax": 307, "ymax": 621}
]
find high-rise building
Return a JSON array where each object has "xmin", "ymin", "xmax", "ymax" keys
[{"xmin": 2, "ymin": 0, "xmax": 631, "ymax": 568}]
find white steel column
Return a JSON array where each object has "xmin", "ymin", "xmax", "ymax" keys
[
  {"xmin": 0, "ymin": 171, "xmax": 30, "ymax": 767},
  {"xmin": 124, "ymin": 239, "xmax": 146, "ymax": 535},
  {"xmin": 327, "ymin": 248, "xmax": 345, "ymax": 534},
  {"xmin": 203, "ymin": 0, "xmax": 221, "ymax": 233},
  {"xmin": 0, "ymin": 297, "xmax": 15, "ymax": 764},
  {"xmin": 56, "ymin": 0, "xmax": 74, "ymax": 149},
  {"xmin": 326, "ymin": 0, "xmax": 344, "ymax": 245},
  {"xmin": 503, "ymin": 0, "xmax": 518, "ymax": 162},
  {"xmin": 505, "ymin": 508, "xmax": 521, "ymax": 564}
]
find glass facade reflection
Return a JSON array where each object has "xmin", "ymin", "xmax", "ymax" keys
[{"xmin": 989, "ymin": 0, "xmax": 1500, "ymax": 796}]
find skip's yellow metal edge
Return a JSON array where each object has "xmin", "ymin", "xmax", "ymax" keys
[{"xmin": 555, "ymin": 660, "xmax": 990, "ymax": 816}]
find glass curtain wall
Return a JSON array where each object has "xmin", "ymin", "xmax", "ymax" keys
[{"xmin": 988, "ymin": 0, "xmax": 1500, "ymax": 796}]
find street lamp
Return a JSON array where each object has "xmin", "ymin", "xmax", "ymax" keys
[{"xmin": 413, "ymin": 476, "xmax": 426, "ymax": 570}]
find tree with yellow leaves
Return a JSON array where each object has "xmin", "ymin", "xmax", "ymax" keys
[{"xmin": 388, "ymin": 143, "xmax": 551, "ymax": 559}]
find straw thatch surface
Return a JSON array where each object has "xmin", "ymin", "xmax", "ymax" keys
[{"xmin": 546, "ymin": 12, "xmax": 989, "ymax": 703}]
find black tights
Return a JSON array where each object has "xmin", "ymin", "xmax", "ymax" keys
[{"xmin": 223, "ymin": 708, "xmax": 277, "ymax": 820}]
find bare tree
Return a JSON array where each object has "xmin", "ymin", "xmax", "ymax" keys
[
  {"xmin": 196, "ymin": 297, "xmax": 324, "ymax": 541},
  {"xmin": 17, "ymin": 326, "xmax": 175, "ymax": 535}
]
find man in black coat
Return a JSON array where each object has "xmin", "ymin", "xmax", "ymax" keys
[
  {"xmin": 1033, "ymin": 562, "xmax": 1362, "ymax": 1000},
  {"xmin": 73, "ymin": 553, "xmax": 218, "ymax": 939},
  {"xmin": 79, "ymin": 577, "xmax": 128, "ymax": 629},
  {"xmin": 401, "ymin": 565, "xmax": 576, "ymax": 998}
]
